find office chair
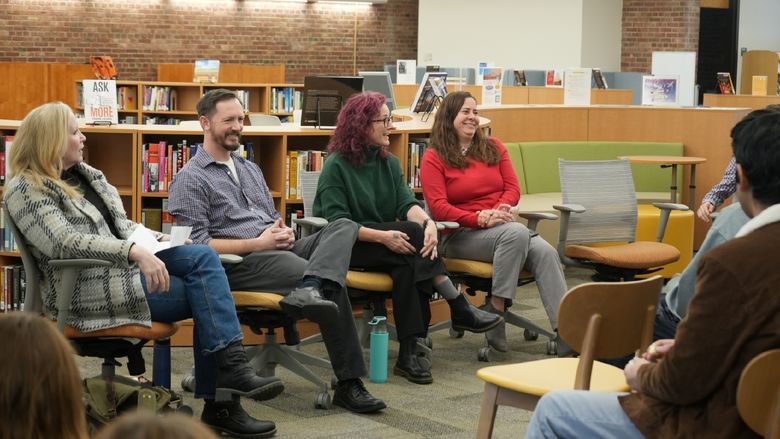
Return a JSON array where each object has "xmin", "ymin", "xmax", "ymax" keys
[
  {"xmin": 554, "ymin": 159, "xmax": 685, "ymax": 281},
  {"xmin": 428, "ymin": 210, "xmax": 560, "ymax": 361},
  {"xmin": 737, "ymin": 348, "xmax": 780, "ymax": 439},
  {"xmin": 7, "ymin": 210, "xmax": 179, "ymax": 390},
  {"xmin": 294, "ymin": 171, "xmax": 432, "ymax": 364},
  {"xmin": 475, "ymin": 275, "xmax": 663, "ymax": 439},
  {"xmin": 177, "ymin": 256, "xmax": 336, "ymax": 409}
]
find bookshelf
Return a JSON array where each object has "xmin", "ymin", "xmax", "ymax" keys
[{"xmin": 75, "ymin": 81, "xmax": 304, "ymax": 126}]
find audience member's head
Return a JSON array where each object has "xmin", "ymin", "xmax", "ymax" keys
[
  {"xmin": 731, "ymin": 107, "xmax": 780, "ymax": 213},
  {"xmin": 96, "ymin": 411, "xmax": 219, "ymax": 439},
  {"xmin": 0, "ymin": 313, "xmax": 87, "ymax": 439},
  {"xmin": 328, "ymin": 91, "xmax": 389, "ymax": 166}
]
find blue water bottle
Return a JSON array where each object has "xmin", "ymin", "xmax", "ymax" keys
[{"xmin": 368, "ymin": 316, "xmax": 389, "ymax": 383}]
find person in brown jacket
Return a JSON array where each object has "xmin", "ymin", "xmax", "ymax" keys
[{"xmin": 525, "ymin": 108, "xmax": 780, "ymax": 439}]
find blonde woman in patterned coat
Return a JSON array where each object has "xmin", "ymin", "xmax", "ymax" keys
[{"xmin": 3, "ymin": 102, "xmax": 280, "ymax": 438}]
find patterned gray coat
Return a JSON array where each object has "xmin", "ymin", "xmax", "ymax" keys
[{"xmin": 4, "ymin": 162, "xmax": 157, "ymax": 331}]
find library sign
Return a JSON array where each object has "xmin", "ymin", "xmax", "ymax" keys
[{"xmin": 83, "ymin": 80, "xmax": 119, "ymax": 125}]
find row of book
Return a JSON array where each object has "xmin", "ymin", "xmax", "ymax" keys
[
  {"xmin": 141, "ymin": 199, "xmax": 174, "ymax": 234},
  {"xmin": 285, "ymin": 150, "xmax": 326, "ymax": 200},
  {"xmin": 143, "ymin": 116, "xmax": 184, "ymax": 125},
  {"xmin": 270, "ymin": 87, "xmax": 302, "ymax": 113},
  {"xmin": 142, "ymin": 86, "xmax": 179, "ymax": 112},
  {"xmin": 407, "ymin": 140, "xmax": 429, "ymax": 188},
  {"xmin": 231, "ymin": 89, "xmax": 251, "ymax": 112},
  {"xmin": 0, "ymin": 264, "xmax": 25, "ymax": 313},
  {"xmin": 0, "ymin": 206, "xmax": 18, "ymax": 253},
  {"xmin": 118, "ymin": 86, "xmax": 138, "ymax": 110},
  {"xmin": 1, "ymin": 135, "xmax": 14, "ymax": 186}
]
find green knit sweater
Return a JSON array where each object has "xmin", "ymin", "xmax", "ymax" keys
[{"xmin": 313, "ymin": 147, "xmax": 421, "ymax": 225}]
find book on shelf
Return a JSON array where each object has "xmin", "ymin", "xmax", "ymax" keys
[
  {"xmin": 410, "ymin": 72, "xmax": 448, "ymax": 113},
  {"xmin": 141, "ymin": 207, "xmax": 163, "ymax": 232},
  {"xmin": 83, "ymin": 80, "xmax": 119, "ymax": 125},
  {"xmin": 716, "ymin": 72, "xmax": 734, "ymax": 94},
  {"xmin": 118, "ymin": 85, "xmax": 138, "ymax": 110},
  {"xmin": 513, "ymin": 70, "xmax": 528, "ymax": 86},
  {"xmin": 1, "ymin": 135, "xmax": 12, "ymax": 185},
  {"xmin": 270, "ymin": 87, "xmax": 302, "ymax": 113},
  {"xmin": 142, "ymin": 86, "xmax": 178, "ymax": 111},
  {"xmin": 481, "ymin": 68, "xmax": 503, "ymax": 105},
  {"xmin": 161, "ymin": 198, "xmax": 174, "ymax": 234},
  {"xmin": 1, "ymin": 264, "xmax": 25, "ymax": 313},
  {"xmin": 286, "ymin": 150, "xmax": 326, "ymax": 200},
  {"xmin": 141, "ymin": 140, "xmax": 198, "ymax": 192},
  {"xmin": 593, "ymin": 68, "xmax": 608, "ymax": 89},
  {"xmin": 545, "ymin": 70, "xmax": 563, "ymax": 87},
  {"xmin": 751, "ymin": 75, "xmax": 768, "ymax": 96},
  {"xmin": 407, "ymin": 139, "xmax": 429, "ymax": 188},
  {"xmin": 194, "ymin": 59, "xmax": 220, "ymax": 84}
]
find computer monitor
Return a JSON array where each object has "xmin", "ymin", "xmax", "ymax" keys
[
  {"xmin": 300, "ymin": 76, "xmax": 364, "ymax": 129},
  {"xmin": 359, "ymin": 71, "xmax": 396, "ymax": 111}
]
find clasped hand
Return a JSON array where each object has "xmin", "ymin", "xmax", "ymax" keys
[
  {"xmin": 258, "ymin": 219, "xmax": 295, "ymax": 251},
  {"xmin": 477, "ymin": 204, "xmax": 513, "ymax": 228},
  {"xmin": 624, "ymin": 339, "xmax": 675, "ymax": 391}
]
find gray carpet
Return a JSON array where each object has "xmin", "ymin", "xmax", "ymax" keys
[{"xmin": 77, "ymin": 268, "xmax": 592, "ymax": 438}]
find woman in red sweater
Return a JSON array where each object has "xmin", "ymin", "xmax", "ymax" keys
[{"xmin": 420, "ymin": 91, "xmax": 568, "ymax": 353}]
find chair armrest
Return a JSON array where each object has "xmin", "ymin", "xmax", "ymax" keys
[
  {"xmin": 436, "ymin": 221, "xmax": 460, "ymax": 230},
  {"xmin": 511, "ymin": 210, "xmax": 558, "ymax": 232},
  {"xmin": 219, "ymin": 254, "xmax": 244, "ymax": 265},
  {"xmin": 652, "ymin": 202, "xmax": 689, "ymax": 212},
  {"xmin": 651, "ymin": 203, "xmax": 689, "ymax": 242},
  {"xmin": 293, "ymin": 216, "xmax": 328, "ymax": 237},
  {"xmin": 48, "ymin": 259, "xmax": 113, "ymax": 333},
  {"xmin": 552, "ymin": 204, "xmax": 586, "ymax": 213}
]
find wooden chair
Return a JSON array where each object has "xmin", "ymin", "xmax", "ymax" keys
[
  {"xmin": 7, "ymin": 210, "xmax": 179, "ymax": 388},
  {"xmin": 738, "ymin": 348, "xmax": 780, "ymax": 439},
  {"xmin": 555, "ymin": 159, "xmax": 685, "ymax": 281},
  {"xmin": 475, "ymin": 275, "xmax": 663, "ymax": 439}
]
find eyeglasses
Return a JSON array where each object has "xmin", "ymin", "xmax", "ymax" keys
[{"xmin": 371, "ymin": 115, "xmax": 392, "ymax": 127}]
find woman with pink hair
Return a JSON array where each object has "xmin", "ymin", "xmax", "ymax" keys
[{"xmin": 313, "ymin": 92, "xmax": 501, "ymax": 385}]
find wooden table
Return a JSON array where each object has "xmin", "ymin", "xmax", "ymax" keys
[{"xmin": 619, "ymin": 155, "xmax": 707, "ymax": 208}]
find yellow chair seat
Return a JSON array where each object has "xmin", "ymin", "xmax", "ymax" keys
[
  {"xmin": 566, "ymin": 241, "xmax": 679, "ymax": 269},
  {"xmin": 445, "ymin": 258, "xmax": 494, "ymax": 278},
  {"xmin": 231, "ymin": 291, "xmax": 284, "ymax": 311},
  {"xmin": 346, "ymin": 270, "xmax": 393, "ymax": 292},
  {"xmin": 477, "ymin": 358, "xmax": 629, "ymax": 396}
]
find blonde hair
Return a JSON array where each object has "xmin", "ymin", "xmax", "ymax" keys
[
  {"xmin": 8, "ymin": 101, "xmax": 81, "ymax": 198},
  {"xmin": 96, "ymin": 412, "xmax": 219, "ymax": 439},
  {"xmin": 0, "ymin": 313, "xmax": 87, "ymax": 439}
]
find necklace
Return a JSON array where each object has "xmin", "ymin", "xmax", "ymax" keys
[{"xmin": 460, "ymin": 145, "xmax": 470, "ymax": 156}]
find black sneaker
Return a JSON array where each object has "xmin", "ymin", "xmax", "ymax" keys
[
  {"xmin": 332, "ymin": 379, "xmax": 387, "ymax": 413},
  {"xmin": 201, "ymin": 399, "xmax": 277, "ymax": 438},
  {"xmin": 279, "ymin": 286, "xmax": 339, "ymax": 324}
]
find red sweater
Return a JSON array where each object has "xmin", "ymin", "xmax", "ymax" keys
[{"xmin": 420, "ymin": 138, "xmax": 520, "ymax": 229}]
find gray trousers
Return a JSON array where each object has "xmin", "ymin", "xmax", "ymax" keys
[
  {"xmin": 439, "ymin": 222, "xmax": 567, "ymax": 329},
  {"xmin": 224, "ymin": 218, "xmax": 366, "ymax": 380}
]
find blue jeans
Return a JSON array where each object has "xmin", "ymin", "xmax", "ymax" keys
[
  {"xmin": 143, "ymin": 244, "xmax": 242, "ymax": 399},
  {"xmin": 526, "ymin": 390, "xmax": 645, "ymax": 439}
]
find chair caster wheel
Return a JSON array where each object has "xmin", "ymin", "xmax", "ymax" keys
[
  {"xmin": 478, "ymin": 347, "xmax": 491, "ymax": 362},
  {"xmin": 315, "ymin": 392, "xmax": 332, "ymax": 409},
  {"xmin": 524, "ymin": 329, "xmax": 539, "ymax": 341},
  {"xmin": 449, "ymin": 328, "xmax": 465, "ymax": 338},
  {"xmin": 181, "ymin": 375, "xmax": 196, "ymax": 393},
  {"xmin": 330, "ymin": 376, "xmax": 338, "ymax": 390},
  {"xmin": 176, "ymin": 404, "xmax": 194, "ymax": 416},
  {"xmin": 547, "ymin": 340, "xmax": 558, "ymax": 356}
]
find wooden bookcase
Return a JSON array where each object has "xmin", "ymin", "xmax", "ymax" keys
[{"xmin": 75, "ymin": 81, "xmax": 304, "ymax": 126}]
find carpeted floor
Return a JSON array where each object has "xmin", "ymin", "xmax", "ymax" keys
[{"xmin": 77, "ymin": 268, "xmax": 593, "ymax": 438}]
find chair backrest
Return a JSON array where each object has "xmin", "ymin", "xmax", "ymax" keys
[
  {"xmin": 4, "ymin": 210, "xmax": 43, "ymax": 314},
  {"xmin": 559, "ymin": 159, "xmax": 637, "ymax": 244},
  {"xmin": 249, "ymin": 114, "xmax": 282, "ymax": 126},
  {"xmin": 738, "ymin": 348, "xmax": 780, "ymax": 439},
  {"xmin": 299, "ymin": 171, "xmax": 321, "ymax": 217},
  {"xmin": 557, "ymin": 275, "xmax": 662, "ymax": 389}
]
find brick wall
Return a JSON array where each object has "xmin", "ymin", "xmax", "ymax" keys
[
  {"xmin": 0, "ymin": 0, "xmax": 418, "ymax": 82},
  {"xmin": 621, "ymin": 0, "xmax": 700, "ymax": 72}
]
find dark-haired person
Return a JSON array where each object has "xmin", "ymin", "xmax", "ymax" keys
[
  {"xmin": 420, "ymin": 91, "xmax": 567, "ymax": 353},
  {"xmin": 526, "ymin": 108, "xmax": 780, "ymax": 439},
  {"xmin": 313, "ymin": 91, "xmax": 502, "ymax": 385},
  {"xmin": 3, "ymin": 102, "xmax": 280, "ymax": 438},
  {"xmin": 169, "ymin": 89, "xmax": 386, "ymax": 414}
]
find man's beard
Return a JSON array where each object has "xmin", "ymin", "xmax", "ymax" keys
[{"xmin": 220, "ymin": 132, "xmax": 241, "ymax": 152}]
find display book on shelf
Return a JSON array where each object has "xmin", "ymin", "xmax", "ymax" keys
[{"xmin": 75, "ymin": 80, "xmax": 304, "ymax": 125}]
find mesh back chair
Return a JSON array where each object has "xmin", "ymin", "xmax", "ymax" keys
[
  {"xmin": 555, "ymin": 159, "xmax": 684, "ymax": 281},
  {"xmin": 6, "ymin": 210, "xmax": 179, "ymax": 389},
  {"xmin": 475, "ymin": 275, "xmax": 663, "ymax": 439},
  {"xmin": 737, "ymin": 349, "xmax": 780, "ymax": 439},
  {"xmin": 294, "ymin": 171, "xmax": 431, "ymax": 362},
  {"xmin": 248, "ymin": 114, "xmax": 283, "ymax": 126},
  {"xmin": 428, "ymin": 211, "xmax": 560, "ymax": 361},
  {"xmin": 177, "ymin": 120, "xmax": 202, "ymax": 129}
]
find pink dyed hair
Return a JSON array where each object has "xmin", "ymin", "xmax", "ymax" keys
[{"xmin": 327, "ymin": 91, "xmax": 389, "ymax": 166}]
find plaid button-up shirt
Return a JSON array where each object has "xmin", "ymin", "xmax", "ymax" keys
[
  {"xmin": 168, "ymin": 147, "xmax": 280, "ymax": 245},
  {"xmin": 702, "ymin": 157, "xmax": 736, "ymax": 208}
]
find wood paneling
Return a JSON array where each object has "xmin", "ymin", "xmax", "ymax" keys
[
  {"xmin": 0, "ymin": 63, "xmax": 50, "ymax": 119},
  {"xmin": 703, "ymin": 93, "xmax": 780, "ymax": 110},
  {"xmin": 479, "ymin": 106, "xmax": 589, "ymax": 141},
  {"xmin": 157, "ymin": 63, "xmax": 286, "ymax": 84},
  {"xmin": 49, "ymin": 64, "xmax": 95, "ymax": 108}
]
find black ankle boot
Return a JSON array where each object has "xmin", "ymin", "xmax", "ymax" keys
[
  {"xmin": 215, "ymin": 341, "xmax": 284, "ymax": 401},
  {"xmin": 201, "ymin": 398, "xmax": 277, "ymax": 438},
  {"xmin": 393, "ymin": 337, "xmax": 433, "ymax": 384},
  {"xmin": 448, "ymin": 295, "xmax": 503, "ymax": 333}
]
